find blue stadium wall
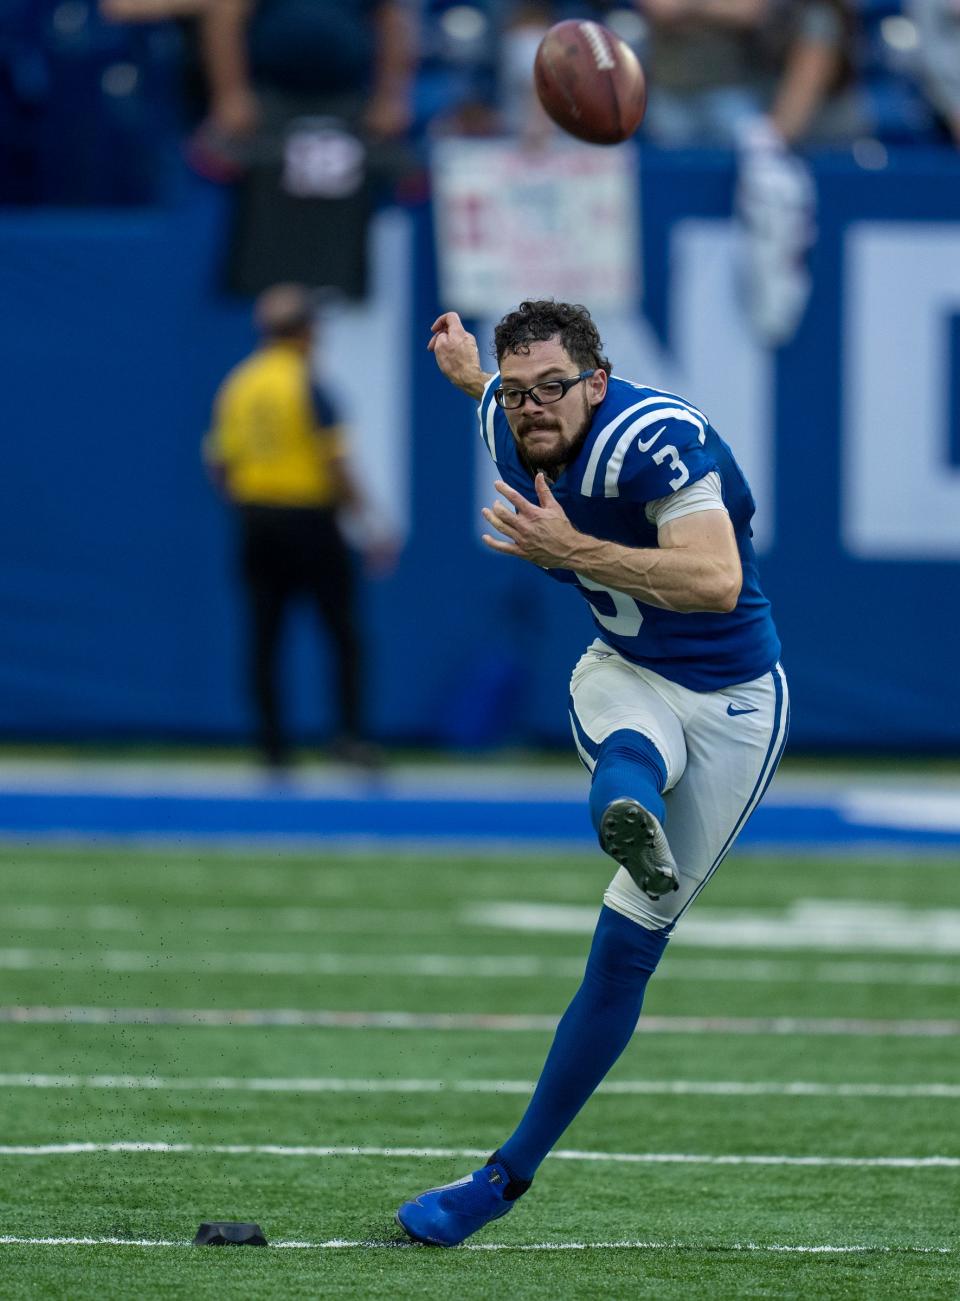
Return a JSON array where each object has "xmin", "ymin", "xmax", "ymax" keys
[{"xmin": 1, "ymin": 151, "xmax": 959, "ymax": 750}]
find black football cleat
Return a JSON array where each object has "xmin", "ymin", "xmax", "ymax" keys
[{"xmin": 600, "ymin": 798, "xmax": 680, "ymax": 900}]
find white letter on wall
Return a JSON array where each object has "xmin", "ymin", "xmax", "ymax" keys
[{"xmin": 845, "ymin": 223, "xmax": 960, "ymax": 558}]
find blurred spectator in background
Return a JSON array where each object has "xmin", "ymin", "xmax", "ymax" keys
[
  {"xmin": 196, "ymin": 0, "xmax": 415, "ymax": 153},
  {"xmin": 759, "ymin": 0, "xmax": 866, "ymax": 146},
  {"xmin": 906, "ymin": 0, "xmax": 960, "ymax": 146},
  {"xmin": 190, "ymin": 0, "xmax": 419, "ymax": 295},
  {"xmin": 638, "ymin": 0, "xmax": 767, "ymax": 147},
  {"xmin": 637, "ymin": 0, "xmax": 865, "ymax": 148},
  {"xmin": 204, "ymin": 284, "xmax": 392, "ymax": 770}
]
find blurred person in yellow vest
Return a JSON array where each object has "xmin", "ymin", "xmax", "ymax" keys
[{"xmin": 205, "ymin": 283, "xmax": 393, "ymax": 769}]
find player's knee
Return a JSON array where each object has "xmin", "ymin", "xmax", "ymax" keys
[{"xmin": 603, "ymin": 878, "xmax": 678, "ymax": 934}]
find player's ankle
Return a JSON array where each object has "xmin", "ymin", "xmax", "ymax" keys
[{"xmin": 487, "ymin": 1150, "xmax": 533, "ymax": 1200}]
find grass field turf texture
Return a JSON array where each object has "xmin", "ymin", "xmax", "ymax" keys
[{"xmin": 1, "ymin": 842, "xmax": 958, "ymax": 1298}]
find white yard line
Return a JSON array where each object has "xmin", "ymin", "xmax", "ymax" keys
[
  {"xmin": 467, "ymin": 901, "xmax": 960, "ymax": 953},
  {"xmin": 2, "ymin": 905, "xmax": 453, "ymax": 934},
  {"xmin": 0, "ymin": 1235, "xmax": 951, "ymax": 1254},
  {"xmin": 10, "ymin": 898, "xmax": 960, "ymax": 952},
  {"xmin": 0, "ymin": 948, "xmax": 957, "ymax": 986},
  {"xmin": 661, "ymin": 958, "xmax": 960, "ymax": 986},
  {"xmin": 0, "ymin": 1142, "xmax": 956, "ymax": 1168},
  {"xmin": 1, "ymin": 1073, "xmax": 958, "ymax": 1099},
  {"xmin": 0, "ymin": 948, "xmax": 586, "ymax": 978},
  {"xmin": 3, "ymin": 1006, "xmax": 959, "ymax": 1036}
]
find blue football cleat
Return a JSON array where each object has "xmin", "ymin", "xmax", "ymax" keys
[{"xmin": 396, "ymin": 1160, "xmax": 519, "ymax": 1247}]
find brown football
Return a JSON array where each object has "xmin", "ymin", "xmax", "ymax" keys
[{"xmin": 534, "ymin": 20, "xmax": 646, "ymax": 145}]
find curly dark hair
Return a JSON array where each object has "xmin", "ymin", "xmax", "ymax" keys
[{"xmin": 493, "ymin": 300, "xmax": 612, "ymax": 375}]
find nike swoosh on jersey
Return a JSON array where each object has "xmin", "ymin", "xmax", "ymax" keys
[{"xmin": 727, "ymin": 703, "xmax": 759, "ymax": 716}]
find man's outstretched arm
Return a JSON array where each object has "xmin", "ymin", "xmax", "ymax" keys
[
  {"xmin": 428, "ymin": 312, "xmax": 494, "ymax": 400},
  {"xmin": 483, "ymin": 474, "xmax": 742, "ymax": 614}
]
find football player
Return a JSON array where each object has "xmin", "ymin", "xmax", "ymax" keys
[{"xmin": 396, "ymin": 301, "xmax": 788, "ymax": 1246}]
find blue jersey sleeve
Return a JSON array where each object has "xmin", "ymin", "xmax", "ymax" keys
[{"xmin": 604, "ymin": 412, "xmax": 717, "ymax": 503}]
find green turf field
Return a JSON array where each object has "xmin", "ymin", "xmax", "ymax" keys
[{"xmin": 1, "ymin": 842, "xmax": 958, "ymax": 1299}]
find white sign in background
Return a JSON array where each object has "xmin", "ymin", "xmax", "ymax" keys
[
  {"xmin": 844, "ymin": 223, "xmax": 960, "ymax": 558},
  {"xmin": 431, "ymin": 138, "xmax": 640, "ymax": 316}
]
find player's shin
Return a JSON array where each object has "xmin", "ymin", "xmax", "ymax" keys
[
  {"xmin": 589, "ymin": 730, "xmax": 680, "ymax": 898},
  {"xmin": 588, "ymin": 729, "xmax": 667, "ymax": 830},
  {"xmin": 495, "ymin": 905, "xmax": 669, "ymax": 1183}
]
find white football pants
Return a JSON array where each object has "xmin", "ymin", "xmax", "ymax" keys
[{"xmin": 568, "ymin": 640, "xmax": 790, "ymax": 932}]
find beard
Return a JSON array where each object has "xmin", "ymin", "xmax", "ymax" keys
[{"xmin": 513, "ymin": 396, "xmax": 593, "ymax": 478}]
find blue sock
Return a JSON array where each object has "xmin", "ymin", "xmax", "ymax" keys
[
  {"xmin": 588, "ymin": 728, "xmax": 667, "ymax": 835},
  {"xmin": 497, "ymin": 905, "xmax": 669, "ymax": 1183}
]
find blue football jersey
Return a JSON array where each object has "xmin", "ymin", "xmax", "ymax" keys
[{"xmin": 478, "ymin": 374, "xmax": 781, "ymax": 691}]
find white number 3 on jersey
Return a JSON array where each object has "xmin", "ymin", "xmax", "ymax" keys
[{"xmin": 652, "ymin": 444, "xmax": 690, "ymax": 491}]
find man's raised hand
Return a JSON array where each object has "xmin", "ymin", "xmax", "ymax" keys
[{"xmin": 428, "ymin": 312, "xmax": 491, "ymax": 400}]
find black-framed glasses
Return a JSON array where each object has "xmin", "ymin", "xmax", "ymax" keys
[{"xmin": 494, "ymin": 370, "xmax": 595, "ymax": 410}]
